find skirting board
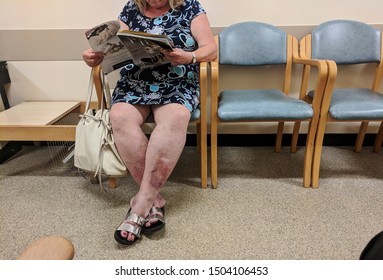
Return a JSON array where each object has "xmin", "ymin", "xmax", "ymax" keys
[{"xmin": 184, "ymin": 133, "xmax": 380, "ymax": 147}]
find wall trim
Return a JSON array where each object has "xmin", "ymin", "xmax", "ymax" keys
[{"xmin": 187, "ymin": 133, "xmax": 379, "ymax": 147}]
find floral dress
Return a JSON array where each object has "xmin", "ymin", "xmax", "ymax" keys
[{"xmin": 112, "ymin": 0, "xmax": 205, "ymax": 113}]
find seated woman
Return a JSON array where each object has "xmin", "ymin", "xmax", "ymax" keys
[{"xmin": 82, "ymin": 0, "xmax": 216, "ymax": 245}]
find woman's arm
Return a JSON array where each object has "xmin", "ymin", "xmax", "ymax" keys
[
  {"xmin": 190, "ymin": 13, "xmax": 217, "ymax": 62},
  {"xmin": 118, "ymin": 19, "xmax": 130, "ymax": 31},
  {"xmin": 162, "ymin": 13, "xmax": 217, "ymax": 65},
  {"xmin": 83, "ymin": 20, "xmax": 129, "ymax": 67}
]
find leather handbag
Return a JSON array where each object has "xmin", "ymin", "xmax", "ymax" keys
[{"xmin": 74, "ymin": 69, "xmax": 128, "ymax": 183}]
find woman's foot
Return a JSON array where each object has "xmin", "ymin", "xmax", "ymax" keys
[
  {"xmin": 114, "ymin": 209, "xmax": 147, "ymax": 245},
  {"xmin": 143, "ymin": 193, "xmax": 166, "ymax": 233},
  {"xmin": 142, "ymin": 206, "xmax": 165, "ymax": 234},
  {"xmin": 115, "ymin": 194, "xmax": 166, "ymax": 244}
]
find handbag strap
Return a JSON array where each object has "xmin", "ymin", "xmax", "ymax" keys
[{"xmin": 84, "ymin": 67, "xmax": 112, "ymax": 113}]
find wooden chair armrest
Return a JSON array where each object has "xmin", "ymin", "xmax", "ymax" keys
[
  {"xmin": 92, "ymin": 65, "xmax": 104, "ymax": 109},
  {"xmin": 319, "ymin": 60, "xmax": 338, "ymax": 116},
  {"xmin": 199, "ymin": 61, "xmax": 208, "ymax": 107},
  {"xmin": 292, "ymin": 37, "xmax": 329, "ymax": 106},
  {"xmin": 210, "ymin": 59, "xmax": 219, "ymax": 97}
]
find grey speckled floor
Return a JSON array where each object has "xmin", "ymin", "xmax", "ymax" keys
[{"xmin": 1, "ymin": 145, "xmax": 382, "ymax": 260}]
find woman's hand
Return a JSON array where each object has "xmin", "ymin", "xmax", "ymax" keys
[
  {"xmin": 162, "ymin": 48, "xmax": 193, "ymax": 66},
  {"xmin": 82, "ymin": 48, "xmax": 105, "ymax": 67}
]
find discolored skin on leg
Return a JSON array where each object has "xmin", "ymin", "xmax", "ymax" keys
[
  {"xmin": 110, "ymin": 103, "xmax": 149, "ymax": 186},
  {"xmin": 149, "ymin": 159, "xmax": 172, "ymax": 189},
  {"xmin": 110, "ymin": 103, "xmax": 190, "ymax": 242}
]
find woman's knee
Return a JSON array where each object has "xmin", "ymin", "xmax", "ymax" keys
[
  {"xmin": 110, "ymin": 103, "xmax": 149, "ymax": 127},
  {"xmin": 154, "ymin": 104, "xmax": 191, "ymax": 128},
  {"xmin": 174, "ymin": 107, "xmax": 191, "ymax": 122}
]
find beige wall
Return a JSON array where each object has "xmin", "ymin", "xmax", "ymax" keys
[
  {"xmin": 1, "ymin": 0, "xmax": 383, "ymax": 134},
  {"xmin": 1, "ymin": 0, "xmax": 383, "ymax": 28}
]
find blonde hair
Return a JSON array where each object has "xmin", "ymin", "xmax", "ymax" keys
[{"xmin": 134, "ymin": 0, "xmax": 184, "ymax": 13}]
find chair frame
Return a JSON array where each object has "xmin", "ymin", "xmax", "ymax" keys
[
  {"xmin": 299, "ymin": 24, "xmax": 383, "ymax": 188},
  {"xmin": 210, "ymin": 25, "xmax": 328, "ymax": 188},
  {"xmin": 93, "ymin": 63, "xmax": 208, "ymax": 189}
]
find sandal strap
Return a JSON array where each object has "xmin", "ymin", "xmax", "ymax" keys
[
  {"xmin": 116, "ymin": 212, "xmax": 147, "ymax": 238},
  {"xmin": 117, "ymin": 223, "xmax": 141, "ymax": 238},
  {"xmin": 150, "ymin": 207, "xmax": 163, "ymax": 215},
  {"xmin": 149, "ymin": 207, "xmax": 165, "ymax": 223},
  {"xmin": 125, "ymin": 212, "xmax": 147, "ymax": 226}
]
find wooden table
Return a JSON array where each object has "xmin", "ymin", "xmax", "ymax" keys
[{"xmin": 0, "ymin": 101, "xmax": 81, "ymax": 141}]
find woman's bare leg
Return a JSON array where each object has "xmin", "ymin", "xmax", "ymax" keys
[
  {"xmin": 111, "ymin": 103, "xmax": 190, "ymax": 242},
  {"xmin": 128, "ymin": 104, "xmax": 190, "ymax": 241},
  {"xmin": 110, "ymin": 103, "xmax": 150, "ymax": 185},
  {"xmin": 110, "ymin": 103, "xmax": 167, "ymax": 209}
]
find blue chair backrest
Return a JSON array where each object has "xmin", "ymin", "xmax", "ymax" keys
[
  {"xmin": 219, "ymin": 21, "xmax": 287, "ymax": 66},
  {"xmin": 311, "ymin": 20, "xmax": 381, "ymax": 64}
]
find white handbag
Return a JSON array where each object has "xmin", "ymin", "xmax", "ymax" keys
[{"xmin": 74, "ymin": 69, "xmax": 128, "ymax": 184}]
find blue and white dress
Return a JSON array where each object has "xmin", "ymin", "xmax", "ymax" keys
[{"xmin": 112, "ymin": 0, "xmax": 205, "ymax": 113}]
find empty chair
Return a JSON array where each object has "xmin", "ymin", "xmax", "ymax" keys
[
  {"xmin": 299, "ymin": 20, "xmax": 383, "ymax": 187},
  {"xmin": 210, "ymin": 21, "xmax": 329, "ymax": 188}
]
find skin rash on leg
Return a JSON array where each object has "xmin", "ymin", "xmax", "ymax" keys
[{"xmin": 149, "ymin": 158, "xmax": 172, "ymax": 189}]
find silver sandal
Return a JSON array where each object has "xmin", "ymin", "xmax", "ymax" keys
[
  {"xmin": 114, "ymin": 209, "xmax": 147, "ymax": 245},
  {"xmin": 142, "ymin": 206, "xmax": 165, "ymax": 234}
]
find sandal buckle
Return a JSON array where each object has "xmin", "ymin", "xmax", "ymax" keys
[{"xmin": 126, "ymin": 212, "xmax": 147, "ymax": 226}]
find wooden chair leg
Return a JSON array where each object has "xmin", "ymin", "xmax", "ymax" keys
[
  {"xmin": 108, "ymin": 177, "xmax": 117, "ymax": 189},
  {"xmin": 303, "ymin": 121, "xmax": 316, "ymax": 188},
  {"xmin": 373, "ymin": 122, "xmax": 383, "ymax": 153},
  {"xmin": 199, "ymin": 124, "xmax": 207, "ymax": 189},
  {"xmin": 17, "ymin": 236, "xmax": 74, "ymax": 260},
  {"xmin": 275, "ymin": 122, "xmax": 284, "ymax": 153},
  {"xmin": 311, "ymin": 117, "xmax": 327, "ymax": 188},
  {"xmin": 211, "ymin": 121, "xmax": 218, "ymax": 189},
  {"xmin": 291, "ymin": 121, "xmax": 301, "ymax": 153},
  {"xmin": 355, "ymin": 121, "xmax": 369, "ymax": 152}
]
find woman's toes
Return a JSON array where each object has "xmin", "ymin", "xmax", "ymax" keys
[{"xmin": 128, "ymin": 233, "xmax": 136, "ymax": 242}]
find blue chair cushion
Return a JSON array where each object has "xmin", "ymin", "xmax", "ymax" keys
[
  {"xmin": 218, "ymin": 90, "xmax": 313, "ymax": 121},
  {"xmin": 219, "ymin": 21, "xmax": 287, "ymax": 66},
  {"xmin": 190, "ymin": 108, "xmax": 200, "ymax": 122},
  {"xmin": 311, "ymin": 20, "xmax": 381, "ymax": 64},
  {"xmin": 308, "ymin": 88, "xmax": 383, "ymax": 120}
]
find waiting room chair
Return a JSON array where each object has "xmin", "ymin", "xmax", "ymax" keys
[
  {"xmin": 298, "ymin": 20, "xmax": 383, "ymax": 187},
  {"xmin": 210, "ymin": 21, "xmax": 328, "ymax": 188},
  {"xmin": 93, "ymin": 63, "xmax": 208, "ymax": 188}
]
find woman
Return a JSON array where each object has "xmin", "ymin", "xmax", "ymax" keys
[{"xmin": 82, "ymin": 0, "xmax": 216, "ymax": 245}]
